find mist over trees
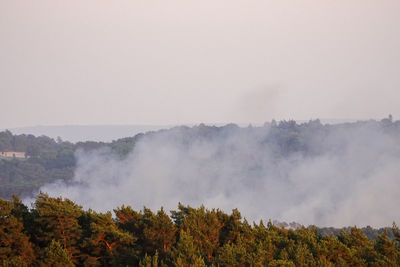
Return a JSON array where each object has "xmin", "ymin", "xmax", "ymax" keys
[
  {"xmin": 1, "ymin": 117, "xmax": 400, "ymax": 226},
  {"xmin": 0, "ymin": 116, "xmax": 400, "ymax": 216},
  {"xmin": 1, "ymin": 117, "xmax": 400, "ymax": 265},
  {"xmin": 0, "ymin": 130, "xmax": 140, "ymax": 199},
  {"xmin": 31, "ymin": 116, "xmax": 400, "ymax": 227}
]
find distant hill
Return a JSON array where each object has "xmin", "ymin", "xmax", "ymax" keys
[
  {"xmin": 1, "ymin": 117, "xmax": 399, "ymax": 227},
  {"xmin": 7, "ymin": 125, "xmax": 169, "ymax": 143},
  {"xmin": 4, "ymin": 120, "xmax": 358, "ymax": 143}
]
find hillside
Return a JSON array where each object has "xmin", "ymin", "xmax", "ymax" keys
[
  {"xmin": 0, "ymin": 130, "xmax": 141, "ymax": 199},
  {"xmin": 7, "ymin": 124, "xmax": 167, "ymax": 143},
  {"xmin": 1, "ymin": 117, "xmax": 399, "ymax": 224}
]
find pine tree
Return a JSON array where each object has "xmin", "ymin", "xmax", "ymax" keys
[
  {"xmin": 142, "ymin": 208, "xmax": 177, "ymax": 259},
  {"xmin": 172, "ymin": 230, "xmax": 206, "ymax": 266},
  {"xmin": 80, "ymin": 209, "xmax": 136, "ymax": 266},
  {"xmin": 33, "ymin": 193, "xmax": 82, "ymax": 263},
  {"xmin": 374, "ymin": 230, "xmax": 398, "ymax": 265},
  {"xmin": 0, "ymin": 198, "xmax": 35, "ymax": 265},
  {"xmin": 178, "ymin": 205, "xmax": 222, "ymax": 262},
  {"xmin": 218, "ymin": 208, "xmax": 242, "ymax": 245},
  {"xmin": 40, "ymin": 240, "xmax": 74, "ymax": 267},
  {"xmin": 139, "ymin": 251, "xmax": 160, "ymax": 267}
]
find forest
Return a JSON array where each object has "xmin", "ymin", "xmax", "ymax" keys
[
  {"xmin": 1, "ymin": 117, "xmax": 399, "ymax": 201},
  {"xmin": 1, "ymin": 193, "xmax": 400, "ymax": 266},
  {"xmin": 0, "ymin": 129, "xmax": 140, "ymax": 199},
  {"xmin": 1, "ymin": 117, "xmax": 400, "ymax": 265}
]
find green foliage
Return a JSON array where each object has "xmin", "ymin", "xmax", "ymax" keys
[
  {"xmin": 0, "ymin": 130, "xmax": 139, "ymax": 200},
  {"xmin": 172, "ymin": 230, "xmax": 207, "ymax": 267},
  {"xmin": 79, "ymin": 209, "xmax": 136, "ymax": 266},
  {"xmin": 268, "ymin": 259, "xmax": 295, "ymax": 267},
  {"xmin": 33, "ymin": 193, "xmax": 82, "ymax": 262},
  {"xmin": 0, "ymin": 131, "xmax": 75, "ymax": 199},
  {"xmin": 139, "ymin": 251, "xmax": 160, "ymax": 267},
  {"xmin": 0, "ymin": 198, "xmax": 35, "ymax": 265},
  {"xmin": 2, "ymin": 117, "xmax": 400, "ymax": 201},
  {"xmin": 2, "ymin": 256, "xmax": 28, "ymax": 267},
  {"xmin": 1, "ymin": 194, "xmax": 400, "ymax": 266},
  {"xmin": 3, "ymin": 121, "xmax": 400, "ymax": 265},
  {"xmin": 142, "ymin": 208, "xmax": 177, "ymax": 259},
  {"xmin": 374, "ymin": 230, "xmax": 398, "ymax": 265},
  {"xmin": 41, "ymin": 240, "xmax": 74, "ymax": 267},
  {"xmin": 174, "ymin": 204, "xmax": 222, "ymax": 261}
]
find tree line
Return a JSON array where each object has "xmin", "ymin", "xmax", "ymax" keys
[
  {"xmin": 0, "ymin": 130, "xmax": 140, "ymax": 199},
  {"xmin": 1, "ymin": 193, "xmax": 400, "ymax": 266},
  {"xmin": 1, "ymin": 116, "xmax": 399, "ymax": 200}
]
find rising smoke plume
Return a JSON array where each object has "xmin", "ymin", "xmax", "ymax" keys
[{"xmin": 34, "ymin": 119, "xmax": 400, "ymax": 227}]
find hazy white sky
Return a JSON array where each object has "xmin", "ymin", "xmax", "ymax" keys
[{"xmin": 1, "ymin": 0, "xmax": 399, "ymax": 128}]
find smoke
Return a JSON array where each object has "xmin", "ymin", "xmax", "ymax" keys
[{"xmin": 34, "ymin": 121, "xmax": 400, "ymax": 227}]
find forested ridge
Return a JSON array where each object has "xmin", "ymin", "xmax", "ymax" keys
[
  {"xmin": 1, "ymin": 117, "xmax": 399, "ymax": 201},
  {"xmin": 1, "ymin": 193, "xmax": 400, "ymax": 266},
  {"xmin": 0, "ymin": 130, "xmax": 140, "ymax": 199},
  {"xmin": 2, "ymin": 117, "xmax": 400, "ymax": 265}
]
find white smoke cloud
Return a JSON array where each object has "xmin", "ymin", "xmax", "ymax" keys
[{"xmin": 34, "ymin": 121, "xmax": 400, "ymax": 227}]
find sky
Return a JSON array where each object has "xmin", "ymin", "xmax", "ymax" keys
[{"xmin": 1, "ymin": 0, "xmax": 400, "ymax": 128}]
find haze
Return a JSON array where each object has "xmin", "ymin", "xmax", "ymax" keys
[
  {"xmin": 35, "ymin": 121, "xmax": 400, "ymax": 228},
  {"xmin": 1, "ymin": 0, "xmax": 400, "ymax": 129}
]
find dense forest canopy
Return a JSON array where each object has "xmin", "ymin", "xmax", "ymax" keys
[
  {"xmin": 1, "ymin": 194, "xmax": 400, "ymax": 266},
  {"xmin": 1, "ymin": 117, "xmax": 400, "ymax": 265},
  {"xmin": 0, "ymin": 129, "xmax": 141, "ymax": 199}
]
